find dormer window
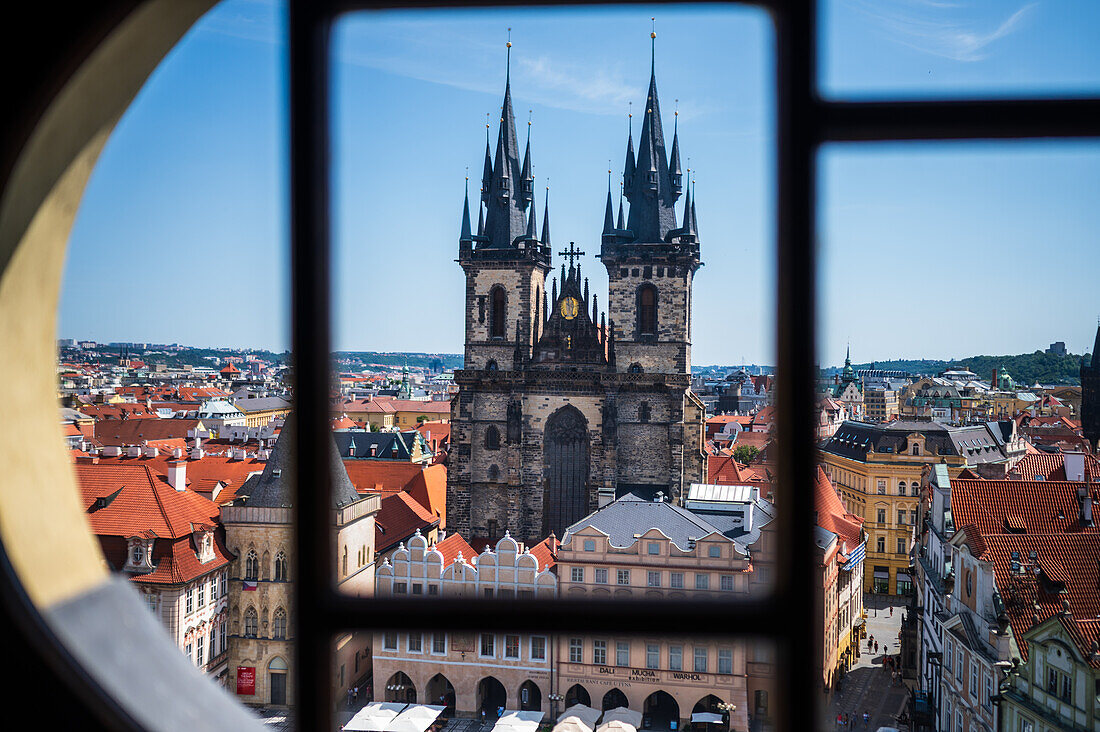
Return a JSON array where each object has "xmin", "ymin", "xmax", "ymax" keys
[
  {"xmin": 126, "ymin": 537, "xmax": 153, "ymax": 572},
  {"xmin": 672, "ymin": 172, "xmax": 682, "ymax": 189},
  {"xmin": 131, "ymin": 546, "xmax": 144, "ymax": 564}
]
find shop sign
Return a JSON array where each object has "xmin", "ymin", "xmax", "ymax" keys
[{"xmin": 237, "ymin": 666, "xmax": 256, "ymax": 695}]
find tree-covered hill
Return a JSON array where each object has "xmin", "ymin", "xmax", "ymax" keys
[{"xmin": 837, "ymin": 350, "xmax": 1088, "ymax": 386}]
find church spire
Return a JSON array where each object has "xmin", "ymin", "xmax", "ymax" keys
[
  {"xmin": 520, "ymin": 112, "xmax": 534, "ymax": 207},
  {"xmin": 481, "ymin": 116, "xmax": 493, "ymax": 204},
  {"xmin": 616, "ymin": 176, "xmax": 626, "ymax": 230},
  {"xmin": 681, "ymin": 173, "xmax": 694, "ymax": 236},
  {"xmin": 459, "ymin": 177, "xmax": 473, "ymax": 243},
  {"xmin": 690, "ymin": 178, "xmax": 699, "ymax": 237},
  {"xmin": 669, "ymin": 104, "xmax": 683, "ymax": 195},
  {"xmin": 481, "ymin": 31, "xmax": 527, "ymax": 249},
  {"xmin": 525, "ymin": 196, "xmax": 538, "ymax": 241},
  {"xmin": 602, "ymin": 171, "xmax": 615, "ymax": 236},
  {"xmin": 541, "ymin": 186, "xmax": 551, "ymax": 247},
  {"xmin": 623, "ymin": 25, "xmax": 680, "ymax": 243},
  {"xmin": 623, "ymin": 106, "xmax": 636, "ymax": 191}
]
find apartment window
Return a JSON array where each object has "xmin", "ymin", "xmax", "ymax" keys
[
  {"xmin": 877, "ymin": 509, "xmax": 886, "ymax": 524},
  {"xmin": 617, "ymin": 569, "xmax": 630, "ymax": 585},
  {"xmin": 408, "ymin": 632, "xmax": 422, "ymax": 653},
  {"xmin": 957, "ymin": 650, "xmax": 963, "ymax": 680},
  {"xmin": 671, "ymin": 572, "xmax": 684, "ymax": 588},
  {"xmin": 273, "ymin": 608, "xmax": 287, "ymax": 640},
  {"xmin": 897, "ymin": 510, "xmax": 906, "ymax": 525},
  {"xmin": 910, "ymin": 510, "xmax": 918, "ymax": 523},
  {"xmin": 569, "ymin": 638, "xmax": 583, "ymax": 663},
  {"xmin": 502, "ymin": 634, "xmax": 519, "ymax": 659},
  {"xmin": 646, "ymin": 644, "xmax": 659, "ymax": 669},
  {"xmin": 718, "ymin": 649, "xmax": 733, "ymax": 675},
  {"xmin": 595, "ymin": 568, "xmax": 608, "ymax": 584},
  {"xmin": 616, "ymin": 641, "xmax": 629, "ymax": 666},
  {"xmin": 185, "ymin": 643, "xmax": 193, "ymax": 664},
  {"xmin": 428, "ymin": 585, "xmax": 439, "ymax": 596},
  {"xmin": 669, "ymin": 645, "xmax": 683, "ymax": 671},
  {"xmin": 708, "ymin": 545, "xmax": 721, "ymax": 558},
  {"xmin": 209, "ymin": 627, "xmax": 216, "ymax": 661},
  {"xmin": 483, "ymin": 588, "xmax": 494, "ymax": 598},
  {"xmin": 647, "ymin": 571, "xmax": 661, "ymax": 587},
  {"xmin": 945, "ymin": 639, "xmax": 953, "ymax": 674},
  {"xmin": 185, "ymin": 588, "xmax": 194, "ymax": 615},
  {"xmin": 531, "ymin": 636, "xmax": 546, "ymax": 661},
  {"xmin": 897, "ymin": 538, "xmax": 907, "ymax": 555},
  {"xmin": 593, "ymin": 640, "xmax": 607, "ymax": 665},
  {"xmin": 432, "ymin": 633, "xmax": 446, "ymax": 655},
  {"xmin": 969, "ymin": 662, "xmax": 978, "ymax": 699},
  {"xmin": 197, "ymin": 583, "xmax": 204, "ymax": 608},
  {"xmin": 877, "ymin": 480, "xmax": 886, "ymax": 494},
  {"xmin": 145, "ymin": 594, "xmax": 157, "ymax": 613},
  {"xmin": 694, "ymin": 647, "xmax": 708, "ymax": 673},
  {"xmin": 394, "ymin": 582, "xmax": 407, "ymax": 594},
  {"xmin": 196, "ymin": 637, "xmax": 203, "ymax": 667},
  {"xmin": 647, "ymin": 542, "xmax": 659, "ymax": 555},
  {"xmin": 571, "ymin": 567, "xmax": 584, "ymax": 583},
  {"xmin": 1060, "ymin": 672, "xmax": 1072, "ymax": 702},
  {"xmin": 695, "ymin": 574, "xmax": 710, "ymax": 590},
  {"xmin": 219, "ymin": 573, "xmax": 227, "ymax": 598},
  {"xmin": 220, "ymin": 621, "xmax": 227, "ymax": 653},
  {"xmin": 721, "ymin": 575, "xmax": 734, "ymax": 591},
  {"xmin": 383, "ymin": 632, "xmax": 397, "ymax": 651},
  {"xmin": 1018, "ymin": 721, "xmax": 1033, "ymax": 732},
  {"xmin": 876, "ymin": 537, "xmax": 886, "ymax": 553},
  {"xmin": 583, "ymin": 539, "xmax": 595, "ymax": 552},
  {"xmin": 209, "ymin": 577, "xmax": 217, "ymax": 600},
  {"xmin": 480, "ymin": 633, "xmax": 495, "ymax": 657},
  {"xmin": 411, "ymin": 584, "xmax": 423, "ymax": 595},
  {"xmin": 983, "ymin": 674, "xmax": 992, "ymax": 710}
]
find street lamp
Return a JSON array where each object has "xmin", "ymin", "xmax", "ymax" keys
[
  {"xmin": 549, "ymin": 693, "xmax": 565, "ymax": 723},
  {"xmin": 991, "ymin": 659, "xmax": 1021, "ymax": 732}
]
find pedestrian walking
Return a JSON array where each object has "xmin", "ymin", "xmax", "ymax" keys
[
  {"xmin": 863, "ymin": 710, "xmax": 869, "ymax": 727},
  {"xmin": 354, "ymin": 686, "xmax": 359, "ymax": 704},
  {"xmin": 889, "ymin": 606, "xmax": 893, "ymax": 617},
  {"xmin": 347, "ymin": 688, "xmax": 353, "ymax": 708},
  {"xmin": 874, "ymin": 641, "xmax": 879, "ymax": 654}
]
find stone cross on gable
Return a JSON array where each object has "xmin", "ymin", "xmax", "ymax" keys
[{"xmin": 558, "ymin": 241, "xmax": 585, "ymax": 269}]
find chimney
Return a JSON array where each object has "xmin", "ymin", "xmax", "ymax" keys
[
  {"xmin": 144, "ymin": 445, "xmax": 159, "ymax": 458},
  {"xmin": 167, "ymin": 460, "xmax": 187, "ymax": 492},
  {"xmin": 1078, "ymin": 482, "xmax": 1094, "ymax": 527},
  {"xmin": 172, "ymin": 447, "xmax": 184, "ymax": 459},
  {"xmin": 191, "ymin": 447, "xmax": 204, "ymax": 460},
  {"xmin": 126, "ymin": 445, "xmax": 142, "ymax": 458}
]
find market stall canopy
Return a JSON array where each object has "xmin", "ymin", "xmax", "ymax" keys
[
  {"xmin": 343, "ymin": 702, "xmax": 407, "ymax": 731},
  {"xmin": 388, "ymin": 704, "xmax": 446, "ymax": 732},
  {"xmin": 492, "ymin": 710, "xmax": 545, "ymax": 732},
  {"xmin": 552, "ymin": 718, "xmax": 594, "ymax": 732},
  {"xmin": 557, "ymin": 704, "xmax": 601, "ymax": 727},
  {"xmin": 600, "ymin": 708, "xmax": 642, "ymax": 728},
  {"xmin": 595, "ymin": 720, "xmax": 637, "ymax": 732},
  {"xmin": 690, "ymin": 713, "xmax": 725, "ymax": 724}
]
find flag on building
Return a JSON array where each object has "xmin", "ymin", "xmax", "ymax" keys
[{"xmin": 243, "ymin": 580, "xmax": 258, "ymax": 591}]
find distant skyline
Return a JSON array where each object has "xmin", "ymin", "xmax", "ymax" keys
[{"xmin": 61, "ymin": 0, "xmax": 1100, "ymax": 366}]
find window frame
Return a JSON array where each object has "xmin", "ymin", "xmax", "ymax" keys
[{"xmin": 280, "ymin": 3, "xmax": 1100, "ymax": 730}]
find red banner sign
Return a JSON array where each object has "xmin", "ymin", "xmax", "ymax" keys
[{"xmin": 237, "ymin": 666, "xmax": 256, "ymax": 695}]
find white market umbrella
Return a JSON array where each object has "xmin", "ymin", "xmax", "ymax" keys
[
  {"xmin": 552, "ymin": 717, "xmax": 594, "ymax": 732},
  {"xmin": 388, "ymin": 704, "xmax": 446, "ymax": 732},
  {"xmin": 492, "ymin": 710, "xmax": 545, "ymax": 732},
  {"xmin": 600, "ymin": 708, "xmax": 642, "ymax": 728},
  {"xmin": 595, "ymin": 720, "xmax": 637, "ymax": 732},
  {"xmin": 690, "ymin": 713, "xmax": 725, "ymax": 725},
  {"xmin": 343, "ymin": 702, "xmax": 407, "ymax": 731},
  {"xmin": 558, "ymin": 704, "xmax": 602, "ymax": 728}
]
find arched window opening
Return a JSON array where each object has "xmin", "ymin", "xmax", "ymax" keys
[
  {"xmin": 629, "ymin": 363, "xmax": 643, "ymax": 374},
  {"xmin": 490, "ymin": 287, "xmax": 507, "ymax": 339},
  {"xmin": 244, "ymin": 607, "xmax": 258, "ymax": 638},
  {"xmin": 485, "ymin": 425, "xmax": 501, "ymax": 451},
  {"xmin": 342, "ymin": 546, "xmax": 348, "ymax": 575},
  {"xmin": 273, "ymin": 608, "xmax": 287, "ymax": 640},
  {"xmin": 245, "ymin": 550, "xmax": 258, "ymax": 581},
  {"xmin": 274, "ymin": 551, "xmax": 288, "ymax": 582},
  {"xmin": 637, "ymin": 284, "xmax": 657, "ymax": 336},
  {"xmin": 486, "ymin": 359, "xmax": 499, "ymax": 372}
]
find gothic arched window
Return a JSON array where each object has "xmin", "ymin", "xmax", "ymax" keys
[
  {"xmin": 486, "ymin": 360, "xmax": 499, "ymax": 372},
  {"xmin": 274, "ymin": 551, "xmax": 288, "ymax": 582},
  {"xmin": 273, "ymin": 608, "xmax": 287, "ymax": 640},
  {"xmin": 637, "ymin": 284, "xmax": 657, "ymax": 336},
  {"xmin": 245, "ymin": 550, "xmax": 258, "ymax": 581},
  {"xmin": 244, "ymin": 607, "xmax": 258, "ymax": 638},
  {"xmin": 490, "ymin": 287, "xmax": 507, "ymax": 339},
  {"xmin": 485, "ymin": 425, "xmax": 501, "ymax": 450}
]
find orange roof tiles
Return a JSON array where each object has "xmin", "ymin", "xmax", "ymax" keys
[
  {"xmin": 342, "ymin": 460, "xmax": 424, "ymax": 495},
  {"xmin": 950, "ymin": 479, "xmax": 1100, "ymax": 537},
  {"xmin": 376, "ymin": 492, "xmax": 440, "ymax": 553},
  {"xmin": 434, "ymin": 532, "xmax": 476, "ymax": 567},
  {"xmin": 1012, "ymin": 452, "xmax": 1100, "ymax": 481},
  {"xmin": 813, "ymin": 466, "xmax": 864, "ymax": 556},
  {"xmin": 403, "ymin": 464, "xmax": 447, "ymax": 528},
  {"xmin": 708, "ymin": 455, "xmax": 766, "ymax": 485},
  {"xmin": 94, "ymin": 418, "xmax": 202, "ymax": 447},
  {"xmin": 530, "ymin": 534, "xmax": 559, "ymax": 572}
]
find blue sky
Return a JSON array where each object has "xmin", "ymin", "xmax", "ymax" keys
[{"xmin": 61, "ymin": 0, "xmax": 1100, "ymax": 367}]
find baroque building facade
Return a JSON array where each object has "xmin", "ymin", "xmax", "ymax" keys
[{"xmin": 447, "ymin": 43, "xmax": 707, "ymax": 545}]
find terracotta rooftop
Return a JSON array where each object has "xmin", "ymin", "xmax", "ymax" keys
[
  {"xmin": 950, "ymin": 479, "xmax": 1100, "ymax": 537},
  {"xmin": 433, "ymin": 532, "xmax": 476, "ymax": 568},
  {"xmin": 376, "ymin": 492, "xmax": 440, "ymax": 554},
  {"xmin": 813, "ymin": 466, "xmax": 864, "ymax": 557},
  {"xmin": 530, "ymin": 534, "xmax": 559, "ymax": 572},
  {"xmin": 1011, "ymin": 452, "xmax": 1100, "ymax": 482}
]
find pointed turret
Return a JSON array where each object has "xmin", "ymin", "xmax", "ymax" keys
[
  {"xmin": 623, "ymin": 113, "xmax": 636, "ymax": 190},
  {"xmin": 602, "ymin": 178, "xmax": 616, "ymax": 236},
  {"xmin": 690, "ymin": 183, "xmax": 699, "ymax": 238},
  {"xmin": 551, "ymin": 276, "xmax": 558, "ymax": 305},
  {"xmin": 520, "ymin": 121, "xmax": 534, "ymax": 207},
  {"xmin": 681, "ymin": 178, "xmax": 694, "ymax": 237},
  {"xmin": 480, "ymin": 40, "xmax": 527, "ymax": 249},
  {"xmin": 541, "ymin": 188, "xmax": 551, "ymax": 247},
  {"xmin": 622, "ymin": 31, "xmax": 680, "ymax": 243},
  {"xmin": 669, "ymin": 111, "xmax": 683, "ymax": 194},
  {"xmin": 459, "ymin": 181, "xmax": 474, "ymax": 243},
  {"xmin": 476, "ymin": 202, "xmax": 485, "ymax": 238},
  {"xmin": 525, "ymin": 198, "xmax": 538, "ymax": 242},
  {"xmin": 481, "ymin": 123, "xmax": 493, "ymax": 204},
  {"xmin": 617, "ymin": 178, "xmax": 626, "ymax": 230}
]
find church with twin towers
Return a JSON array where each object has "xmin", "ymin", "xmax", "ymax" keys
[{"xmin": 446, "ymin": 33, "xmax": 708, "ymax": 545}]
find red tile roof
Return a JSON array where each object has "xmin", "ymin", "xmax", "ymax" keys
[
  {"xmin": 80, "ymin": 403, "xmax": 160, "ymax": 420},
  {"xmin": 376, "ymin": 492, "xmax": 440, "ymax": 553},
  {"xmin": 331, "ymin": 415, "xmax": 358, "ymax": 430},
  {"xmin": 813, "ymin": 466, "xmax": 864, "ymax": 557},
  {"xmin": 342, "ymin": 460, "xmax": 424, "ymax": 495},
  {"xmin": 433, "ymin": 532, "xmax": 476, "ymax": 567},
  {"xmin": 1011, "ymin": 452, "xmax": 1100, "ymax": 481},
  {"xmin": 380, "ymin": 399, "xmax": 451, "ymax": 414},
  {"xmin": 708, "ymin": 455, "xmax": 767, "ymax": 485},
  {"xmin": 93, "ymin": 418, "xmax": 202, "ymax": 447},
  {"xmin": 530, "ymin": 534, "xmax": 559, "ymax": 572},
  {"xmin": 950, "ymin": 479, "xmax": 1100, "ymax": 537},
  {"xmin": 403, "ymin": 464, "xmax": 447, "ymax": 528}
]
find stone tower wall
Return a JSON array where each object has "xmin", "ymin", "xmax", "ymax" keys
[
  {"xmin": 461, "ymin": 261, "xmax": 548, "ymax": 370},
  {"xmin": 605, "ymin": 261, "xmax": 695, "ymax": 374}
]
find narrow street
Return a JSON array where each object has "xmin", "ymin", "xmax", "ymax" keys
[{"xmin": 826, "ymin": 595, "xmax": 909, "ymax": 731}]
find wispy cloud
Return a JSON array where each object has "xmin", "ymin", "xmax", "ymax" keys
[{"xmin": 844, "ymin": 0, "xmax": 1038, "ymax": 62}]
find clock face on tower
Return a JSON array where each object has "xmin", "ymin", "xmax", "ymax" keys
[{"xmin": 560, "ymin": 296, "xmax": 580, "ymax": 320}]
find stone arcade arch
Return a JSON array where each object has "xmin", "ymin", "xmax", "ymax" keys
[
  {"xmin": 477, "ymin": 676, "xmax": 507, "ymax": 717},
  {"xmin": 564, "ymin": 683, "xmax": 591, "ymax": 708},
  {"xmin": 643, "ymin": 690, "xmax": 679, "ymax": 731},
  {"xmin": 386, "ymin": 671, "xmax": 416, "ymax": 704},
  {"xmin": 267, "ymin": 656, "xmax": 288, "ymax": 706},
  {"xmin": 518, "ymin": 679, "xmax": 541, "ymax": 711},
  {"xmin": 543, "ymin": 405, "xmax": 590, "ymax": 537},
  {"xmin": 691, "ymin": 695, "xmax": 729, "ymax": 732},
  {"xmin": 602, "ymin": 688, "xmax": 629, "ymax": 711},
  {"xmin": 426, "ymin": 673, "xmax": 456, "ymax": 716}
]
